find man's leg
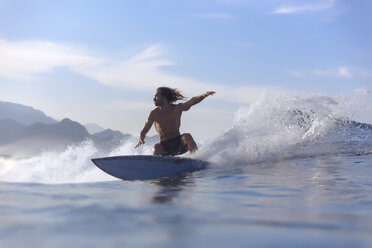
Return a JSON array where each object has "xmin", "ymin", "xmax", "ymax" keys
[
  {"xmin": 153, "ymin": 143, "xmax": 165, "ymax": 155},
  {"xmin": 181, "ymin": 133, "xmax": 198, "ymax": 153}
]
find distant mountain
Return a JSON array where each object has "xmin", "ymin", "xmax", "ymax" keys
[
  {"xmin": 0, "ymin": 118, "xmax": 90, "ymax": 157},
  {"xmin": 84, "ymin": 123, "xmax": 105, "ymax": 134},
  {"xmin": 0, "ymin": 119, "xmax": 26, "ymax": 144},
  {"xmin": 0, "ymin": 100, "xmax": 56, "ymax": 125},
  {"xmin": 0, "ymin": 101, "xmax": 147, "ymax": 158},
  {"xmin": 18, "ymin": 118, "xmax": 90, "ymax": 142},
  {"xmin": 0, "ymin": 118, "xmax": 132, "ymax": 158}
]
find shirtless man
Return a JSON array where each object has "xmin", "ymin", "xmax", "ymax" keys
[{"xmin": 135, "ymin": 87, "xmax": 215, "ymax": 156}]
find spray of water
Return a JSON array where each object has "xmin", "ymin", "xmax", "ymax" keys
[{"xmin": 195, "ymin": 92, "xmax": 372, "ymax": 165}]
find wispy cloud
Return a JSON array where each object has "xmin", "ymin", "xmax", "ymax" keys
[
  {"xmin": 0, "ymin": 39, "xmax": 102, "ymax": 81},
  {"xmin": 338, "ymin": 67, "xmax": 351, "ymax": 78},
  {"xmin": 314, "ymin": 66, "xmax": 352, "ymax": 78},
  {"xmin": 289, "ymin": 66, "xmax": 369, "ymax": 79},
  {"xmin": 0, "ymin": 38, "xmax": 272, "ymax": 104},
  {"xmin": 199, "ymin": 13, "xmax": 237, "ymax": 20},
  {"xmin": 272, "ymin": 0, "xmax": 336, "ymax": 14}
]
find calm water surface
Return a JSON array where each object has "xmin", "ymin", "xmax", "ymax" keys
[{"xmin": 1, "ymin": 154, "xmax": 372, "ymax": 248}]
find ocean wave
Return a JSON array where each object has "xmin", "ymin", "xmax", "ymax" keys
[{"xmin": 195, "ymin": 92, "xmax": 372, "ymax": 166}]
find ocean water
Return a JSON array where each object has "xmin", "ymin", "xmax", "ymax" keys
[{"xmin": 1, "ymin": 93, "xmax": 372, "ymax": 247}]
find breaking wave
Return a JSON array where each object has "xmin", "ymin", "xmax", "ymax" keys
[{"xmin": 195, "ymin": 92, "xmax": 372, "ymax": 166}]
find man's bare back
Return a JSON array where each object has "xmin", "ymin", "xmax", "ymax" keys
[{"xmin": 135, "ymin": 87, "xmax": 215, "ymax": 156}]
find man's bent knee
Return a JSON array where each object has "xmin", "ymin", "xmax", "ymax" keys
[
  {"xmin": 181, "ymin": 133, "xmax": 198, "ymax": 153},
  {"xmin": 182, "ymin": 133, "xmax": 193, "ymax": 142}
]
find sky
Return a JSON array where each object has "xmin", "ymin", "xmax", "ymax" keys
[{"xmin": 0, "ymin": 0, "xmax": 371, "ymax": 140}]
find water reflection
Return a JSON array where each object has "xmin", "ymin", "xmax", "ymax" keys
[{"xmin": 151, "ymin": 174, "xmax": 194, "ymax": 204}]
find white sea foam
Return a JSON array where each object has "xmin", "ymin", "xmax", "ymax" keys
[
  {"xmin": 195, "ymin": 92, "xmax": 372, "ymax": 166},
  {"xmin": 1, "ymin": 92, "xmax": 372, "ymax": 184},
  {"xmin": 0, "ymin": 136, "xmax": 157, "ymax": 183}
]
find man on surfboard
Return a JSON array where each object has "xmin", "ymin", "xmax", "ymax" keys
[{"xmin": 135, "ymin": 87, "xmax": 215, "ymax": 156}]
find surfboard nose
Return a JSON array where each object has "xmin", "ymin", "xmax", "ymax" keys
[{"xmin": 91, "ymin": 158, "xmax": 100, "ymax": 165}]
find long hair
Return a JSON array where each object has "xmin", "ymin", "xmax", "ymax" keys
[{"xmin": 157, "ymin": 87, "xmax": 186, "ymax": 103}]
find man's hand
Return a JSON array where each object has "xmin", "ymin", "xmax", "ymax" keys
[
  {"xmin": 135, "ymin": 139, "xmax": 145, "ymax": 148},
  {"xmin": 135, "ymin": 111, "xmax": 155, "ymax": 148},
  {"xmin": 203, "ymin": 91, "xmax": 215, "ymax": 97}
]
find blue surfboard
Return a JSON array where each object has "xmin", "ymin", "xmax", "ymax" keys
[{"xmin": 91, "ymin": 155, "xmax": 208, "ymax": 180}]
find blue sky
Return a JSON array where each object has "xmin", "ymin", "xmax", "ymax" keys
[{"xmin": 0, "ymin": 0, "xmax": 371, "ymax": 140}]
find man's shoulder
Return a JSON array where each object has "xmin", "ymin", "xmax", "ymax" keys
[
  {"xmin": 174, "ymin": 102, "xmax": 189, "ymax": 111},
  {"xmin": 150, "ymin": 107, "xmax": 160, "ymax": 115},
  {"xmin": 174, "ymin": 103, "xmax": 185, "ymax": 109}
]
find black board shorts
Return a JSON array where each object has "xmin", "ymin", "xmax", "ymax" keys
[{"xmin": 160, "ymin": 135, "xmax": 189, "ymax": 156}]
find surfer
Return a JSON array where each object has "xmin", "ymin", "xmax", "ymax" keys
[{"xmin": 135, "ymin": 87, "xmax": 215, "ymax": 156}]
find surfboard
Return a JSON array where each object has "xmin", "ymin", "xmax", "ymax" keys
[{"xmin": 91, "ymin": 155, "xmax": 209, "ymax": 180}]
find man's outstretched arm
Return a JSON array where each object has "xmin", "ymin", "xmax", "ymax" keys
[
  {"xmin": 135, "ymin": 111, "xmax": 154, "ymax": 148},
  {"xmin": 179, "ymin": 91, "xmax": 215, "ymax": 111}
]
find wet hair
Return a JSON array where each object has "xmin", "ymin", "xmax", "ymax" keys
[{"xmin": 157, "ymin": 87, "xmax": 186, "ymax": 103}]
